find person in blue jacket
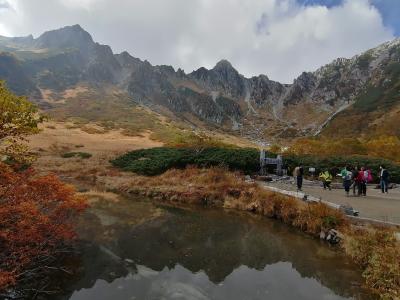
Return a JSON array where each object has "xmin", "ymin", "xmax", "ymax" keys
[{"xmin": 379, "ymin": 165, "xmax": 389, "ymax": 194}]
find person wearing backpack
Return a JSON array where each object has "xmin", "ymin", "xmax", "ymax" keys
[
  {"xmin": 366, "ymin": 168, "xmax": 373, "ymax": 183},
  {"xmin": 293, "ymin": 165, "xmax": 304, "ymax": 192},
  {"xmin": 319, "ymin": 170, "xmax": 332, "ymax": 190},
  {"xmin": 357, "ymin": 167, "xmax": 368, "ymax": 196},
  {"xmin": 350, "ymin": 166, "xmax": 359, "ymax": 196},
  {"xmin": 379, "ymin": 165, "xmax": 389, "ymax": 193},
  {"xmin": 339, "ymin": 166, "xmax": 352, "ymax": 196}
]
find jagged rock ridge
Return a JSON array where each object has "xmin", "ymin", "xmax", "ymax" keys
[{"xmin": 0, "ymin": 25, "xmax": 399, "ymax": 141}]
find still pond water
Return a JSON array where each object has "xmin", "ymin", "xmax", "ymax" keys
[{"xmin": 54, "ymin": 196, "xmax": 373, "ymax": 300}]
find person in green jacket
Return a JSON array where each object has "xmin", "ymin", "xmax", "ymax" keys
[
  {"xmin": 319, "ymin": 170, "xmax": 332, "ymax": 190},
  {"xmin": 338, "ymin": 166, "xmax": 352, "ymax": 196}
]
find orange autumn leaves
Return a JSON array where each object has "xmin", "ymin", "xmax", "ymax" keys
[
  {"xmin": 0, "ymin": 163, "xmax": 87, "ymax": 290},
  {"xmin": 0, "ymin": 82, "xmax": 87, "ymax": 291}
]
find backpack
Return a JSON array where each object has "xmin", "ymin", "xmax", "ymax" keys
[
  {"xmin": 382, "ymin": 169, "xmax": 389, "ymax": 180},
  {"xmin": 366, "ymin": 170, "xmax": 373, "ymax": 183},
  {"xmin": 362, "ymin": 170, "xmax": 373, "ymax": 182},
  {"xmin": 325, "ymin": 172, "xmax": 332, "ymax": 181}
]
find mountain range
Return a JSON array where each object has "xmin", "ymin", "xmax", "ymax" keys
[{"xmin": 0, "ymin": 24, "xmax": 399, "ymax": 142}]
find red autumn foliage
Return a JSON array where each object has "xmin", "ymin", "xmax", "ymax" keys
[{"xmin": 0, "ymin": 163, "xmax": 87, "ymax": 291}]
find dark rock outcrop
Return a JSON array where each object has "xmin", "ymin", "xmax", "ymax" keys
[{"xmin": 0, "ymin": 24, "xmax": 399, "ymax": 140}]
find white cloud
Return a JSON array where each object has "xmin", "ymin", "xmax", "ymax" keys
[
  {"xmin": 0, "ymin": 0, "xmax": 394, "ymax": 83},
  {"xmin": 0, "ymin": 24, "xmax": 10, "ymax": 36}
]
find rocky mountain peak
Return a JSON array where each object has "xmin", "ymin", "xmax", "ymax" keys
[
  {"xmin": 118, "ymin": 51, "xmax": 133, "ymax": 59},
  {"xmin": 189, "ymin": 59, "xmax": 246, "ymax": 98},
  {"xmin": 115, "ymin": 51, "xmax": 142, "ymax": 68},
  {"xmin": 295, "ymin": 72, "xmax": 316, "ymax": 86},
  {"xmin": 212, "ymin": 59, "xmax": 238, "ymax": 74},
  {"xmin": 256, "ymin": 74, "xmax": 270, "ymax": 81},
  {"xmin": 35, "ymin": 24, "xmax": 94, "ymax": 50},
  {"xmin": 1, "ymin": 25, "xmax": 399, "ymax": 141}
]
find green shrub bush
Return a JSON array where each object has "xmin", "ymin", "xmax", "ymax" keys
[
  {"xmin": 61, "ymin": 152, "xmax": 92, "ymax": 159},
  {"xmin": 111, "ymin": 147, "xmax": 400, "ymax": 182},
  {"xmin": 111, "ymin": 147, "xmax": 259, "ymax": 176}
]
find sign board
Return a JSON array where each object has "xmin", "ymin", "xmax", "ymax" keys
[
  {"xmin": 265, "ymin": 158, "xmax": 279, "ymax": 165},
  {"xmin": 309, "ymin": 167, "xmax": 316, "ymax": 173}
]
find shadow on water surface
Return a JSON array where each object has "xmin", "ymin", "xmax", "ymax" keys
[{"xmin": 53, "ymin": 196, "xmax": 374, "ymax": 300}]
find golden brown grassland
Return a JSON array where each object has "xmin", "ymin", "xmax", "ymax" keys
[{"xmin": 28, "ymin": 123, "xmax": 399, "ymax": 299}]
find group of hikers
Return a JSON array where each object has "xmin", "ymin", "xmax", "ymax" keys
[{"xmin": 293, "ymin": 165, "xmax": 390, "ymax": 196}]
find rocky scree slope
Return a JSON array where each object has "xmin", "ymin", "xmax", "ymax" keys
[{"xmin": 0, "ymin": 25, "xmax": 399, "ymax": 141}]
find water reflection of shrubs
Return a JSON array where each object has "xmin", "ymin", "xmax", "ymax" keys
[
  {"xmin": 116, "ymin": 166, "xmax": 399, "ymax": 299},
  {"xmin": 119, "ymin": 167, "xmax": 347, "ymax": 236}
]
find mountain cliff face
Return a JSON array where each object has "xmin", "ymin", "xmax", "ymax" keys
[
  {"xmin": 319, "ymin": 41, "xmax": 400, "ymax": 138},
  {"xmin": 0, "ymin": 25, "xmax": 399, "ymax": 142}
]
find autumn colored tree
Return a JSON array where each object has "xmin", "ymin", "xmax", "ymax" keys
[
  {"xmin": 0, "ymin": 163, "xmax": 87, "ymax": 292},
  {"xmin": 0, "ymin": 83, "xmax": 86, "ymax": 296},
  {"xmin": 0, "ymin": 80, "xmax": 43, "ymax": 163}
]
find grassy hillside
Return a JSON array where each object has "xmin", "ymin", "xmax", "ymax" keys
[
  {"xmin": 43, "ymin": 84, "xmax": 247, "ymax": 147},
  {"xmin": 46, "ymin": 86, "xmax": 162, "ymax": 132}
]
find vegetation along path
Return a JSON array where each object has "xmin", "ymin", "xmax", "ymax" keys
[{"xmin": 262, "ymin": 181, "xmax": 400, "ymax": 225}]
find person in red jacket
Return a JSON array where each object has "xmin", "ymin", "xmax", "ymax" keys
[{"xmin": 357, "ymin": 167, "xmax": 368, "ymax": 196}]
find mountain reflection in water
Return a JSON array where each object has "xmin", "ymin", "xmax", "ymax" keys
[{"xmin": 54, "ymin": 197, "xmax": 373, "ymax": 300}]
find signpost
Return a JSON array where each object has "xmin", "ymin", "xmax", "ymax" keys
[{"xmin": 309, "ymin": 167, "xmax": 316, "ymax": 179}]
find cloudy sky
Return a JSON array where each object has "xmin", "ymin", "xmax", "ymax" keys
[{"xmin": 0, "ymin": 0, "xmax": 399, "ymax": 83}]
